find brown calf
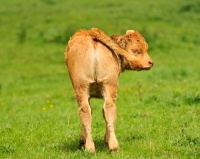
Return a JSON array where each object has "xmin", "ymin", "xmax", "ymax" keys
[{"xmin": 65, "ymin": 28, "xmax": 153, "ymax": 152}]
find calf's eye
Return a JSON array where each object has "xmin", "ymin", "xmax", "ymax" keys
[{"xmin": 132, "ymin": 48, "xmax": 140, "ymax": 54}]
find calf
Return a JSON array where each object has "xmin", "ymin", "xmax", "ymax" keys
[{"xmin": 65, "ymin": 28, "xmax": 153, "ymax": 152}]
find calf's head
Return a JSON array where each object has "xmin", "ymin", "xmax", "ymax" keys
[{"xmin": 111, "ymin": 30, "xmax": 154, "ymax": 71}]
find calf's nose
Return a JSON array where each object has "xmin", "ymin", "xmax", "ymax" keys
[{"xmin": 149, "ymin": 60, "xmax": 154, "ymax": 66}]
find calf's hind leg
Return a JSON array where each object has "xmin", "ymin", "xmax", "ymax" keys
[
  {"xmin": 74, "ymin": 85, "xmax": 95, "ymax": 153},
  {"xmin": 102, "ymin": 84, "xmax": 119, "ymax": 152}
]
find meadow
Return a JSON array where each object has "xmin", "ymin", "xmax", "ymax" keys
[{"xmin": 0, "ymin": 0, "xmax": 200, "ymax": 158}]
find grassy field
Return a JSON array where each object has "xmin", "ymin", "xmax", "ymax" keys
[{"xmin": 0, "ymin": 0, "xmax": 200, "ymax": 158}]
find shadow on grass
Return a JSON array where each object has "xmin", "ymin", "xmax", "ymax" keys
[
  {"xmin": 94, "ymin": 139, "xmax": 110, "ymax": 153},
  {"xmin": 59, "ymin": 139, "xmax": 78, "ymax": 153}
]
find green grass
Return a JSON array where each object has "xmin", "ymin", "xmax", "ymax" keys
[{"xmin": 1, "ymin": 0, "xmax": 200, "ymax": 158}]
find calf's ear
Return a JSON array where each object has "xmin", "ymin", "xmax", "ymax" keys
[
  {"xmin": 126, "ymin": 30, "xmax": 135, "ymax": 34},
  {"xmin": 126, "ymin": 30, "xmax": 135, "ymax": 41},
  {"xmin": 111, "ymin": 35, "xmax": 127, "ymax": 49}
]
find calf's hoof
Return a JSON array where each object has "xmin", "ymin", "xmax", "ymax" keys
[
  {"xmin": 85, "ymin": 145, "xmax": 95, "ymax": 153},
  {"xmin": 110, "ymin": 147, "xmax": 119, "ymax": 153},
  {"xmin": 79, "ymin": 138, "xmax": 95, "ymax": 153},
  {"xmin": 109, "ymin": 146, "xmax": 119, "ymax": 153},
  {"xmin": 108, "ymin": 139, "xmax": 119, "ymax": 153}
]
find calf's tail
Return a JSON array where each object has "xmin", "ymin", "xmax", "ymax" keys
[{"xmin": 89, "ymin": 28, "xmax": 140, "ymax": 69}]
